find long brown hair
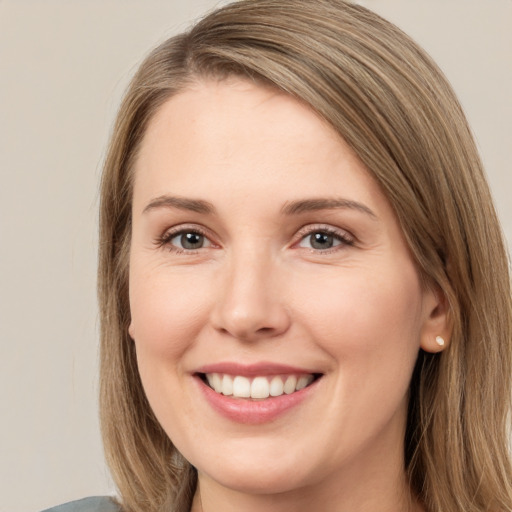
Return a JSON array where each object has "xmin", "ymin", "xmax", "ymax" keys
[{"xmin": 98, "ymin": 1, "xmax": 512, "ymax": 511}]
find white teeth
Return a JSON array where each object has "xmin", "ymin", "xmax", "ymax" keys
[
  {"xmin": 211, "ymin": 373, "xmax": 222, "ymax": 393},
  {"xmin": 296, "ymin": 375, "xmax": 314, "ymax": 390},
  {"xmin": 269, "ymin": 376, "xmax": 284, "ymax": 397},
  {"xmin": 251, "ymin": 377, "xmax": 270, "ymax": 399},
  {"xmin": 221, "ymin": 374, "xmax": 233, "ymax": 396},
  {"xmin": 205, "ymin": 373, "xmax": 316, "ymax": 398},
  {"xmin": 283, "ymin": 375, "xmax": 297, "ymax": 394},
  {"xmin": 233, "ymin": 376, "xmax": 251, "ymax": 397}
]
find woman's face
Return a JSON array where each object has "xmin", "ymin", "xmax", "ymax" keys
[{"xmin": 129, "ymin": 78, "xmax": 445, "ymax": 499}]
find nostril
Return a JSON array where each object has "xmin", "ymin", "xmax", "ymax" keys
[{"xmin": 256, "ymin": 327, "xmax": 275, "ymax": 333}]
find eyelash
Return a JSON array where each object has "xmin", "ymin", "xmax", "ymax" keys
[
  {"xmin": 155, "ymin": 224, "xmax": 355, "ymax": 254},
  {"xmin": 295, "ymin": 224, "xmax": 355, "ymax": 254},
  {"xmin": 154, "ymin": 225, "xmax": 212, "ymax": 254}
]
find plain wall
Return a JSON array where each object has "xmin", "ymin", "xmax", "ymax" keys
[{"xmin": 0, "ymin": 1, "xmax": 510, "ymax": 511}]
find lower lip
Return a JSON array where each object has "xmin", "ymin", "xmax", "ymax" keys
[{"xmin": 195, "ymin": 376, "xmax": 319, "ymax": 424}]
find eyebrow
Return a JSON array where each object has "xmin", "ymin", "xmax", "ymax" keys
[
  {"xmin": 142, "ymin": 195, "xmax": 377, "ymax": 219},
  {"xmin": 281, "ymin": 198, "xmax": 377, "ymax": 219},
  {"xmin": 142, "ymin": 195, "xmax": 216, "ymax": 215}
]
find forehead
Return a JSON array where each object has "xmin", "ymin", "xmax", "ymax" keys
[
  {"xmin": 132, "ymin": 78, "xmax": 385, "ymax": 216},
  {"xmin": 137, "ymin": 78, "xmax": 342, "ymax": 169}
]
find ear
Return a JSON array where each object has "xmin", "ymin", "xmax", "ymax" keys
[
  {"xmin": 128, "ymin": 322, "xmax": 135, "ymax": 340},
  {"xmin": 419, "ymin": 284, "xmax": 452, "ymax": 353}
]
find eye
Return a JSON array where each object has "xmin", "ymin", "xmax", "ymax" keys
[
  {"xmin": 297, "ymin": 227, "xmax": 354, "ymax": 251},
  {"xmin": 157, "ymin": 227, "xmax": 213, "ymax": 252},
  {"xmin": 170, "ymin": 231, "xmax": 211, "ymax": 250}
]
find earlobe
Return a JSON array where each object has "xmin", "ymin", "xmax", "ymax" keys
[
  {"xmin": 421, "ymin": 334, "xmax": 448, "ymax": 353},
  {"xmin": 419, "ymin": 285, "xmax": 452, "ymax": 353},
  {"xmin": 435, "ymin": 336, "xmax": 445, "ymax": 347},
  {"xmin": 128, "ymin": 322, "xmax": 135, "ymax": 340}
]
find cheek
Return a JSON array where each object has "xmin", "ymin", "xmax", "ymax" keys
[
  {"xmin": 128, "ymin": 262, "xmax": 213, "ymax": 362},
  {"xmin": 294, "ymin": 263, "xmax": 423, "ymax": 444},
  {"xmin": 301, "ymin": 263, "xmax": 423, "ymax": 349},
  {"xmin": 128, "ymin": 264, "xmax": 212, "ymax": 436},
  {"xmin": 294, "ymin": 261, "xmax": 424, "ymax": 403}
]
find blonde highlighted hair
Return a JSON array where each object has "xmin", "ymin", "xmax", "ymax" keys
[{"xmin": 98, "ymin": 1, "xmax": 512, "ymax": 511}]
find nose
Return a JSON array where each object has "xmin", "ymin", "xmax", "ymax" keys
[{"xmin": 210, "ymin": 247, "xmax": 291, "ymax": 342}]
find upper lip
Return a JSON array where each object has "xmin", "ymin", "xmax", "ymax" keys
[{"xmin": 194, "ymin": 361, "xmax": 321, "ymax": 377}]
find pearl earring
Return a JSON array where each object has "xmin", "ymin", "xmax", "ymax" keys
[{"xmin": 435, "ymin": 336, "xmax": 445, "ymax": 347}]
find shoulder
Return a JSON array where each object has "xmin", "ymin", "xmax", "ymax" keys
[{"xmin": 41, "ymin": 496, "xmax": 121, "ymax": 512}]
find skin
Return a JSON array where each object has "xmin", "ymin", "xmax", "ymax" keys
[{"xmin": 129, "ymin": 78, "xmax": 449, "ymax": 512}]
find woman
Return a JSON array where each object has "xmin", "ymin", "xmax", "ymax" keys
[{"xmin": 48, "ymin": 0, "xmax": 512, "ymax": 511}]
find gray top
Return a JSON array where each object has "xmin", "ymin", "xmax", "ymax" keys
[{"xmin": 41, "ymin": 497, "xmax": 121, "ymax": 512}]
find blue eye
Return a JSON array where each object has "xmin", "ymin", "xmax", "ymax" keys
[
  {"xmin": 297, "ymin": 228, "xmax": 353, "ymax": 251},
  {"xmin": 163, "ymin": 230, "xmax": 212, "ymax": 251}
]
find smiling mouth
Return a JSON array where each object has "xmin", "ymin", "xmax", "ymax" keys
[{"xmin": 198, "ymin": 373, "xmax": 322, "ymax": 399}]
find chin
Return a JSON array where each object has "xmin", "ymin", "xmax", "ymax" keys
[
  {"xmin": 190, "ymin": 442, "xmax": 316, "ymax": 495},
  {"xmin": 203, "ymin": 464, "xmax": 308, "ymax": 495}
]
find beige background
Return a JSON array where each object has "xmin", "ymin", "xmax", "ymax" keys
[{"xmin": 0, "ymin": 1, "xmax": 510, "ymax": 511}]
